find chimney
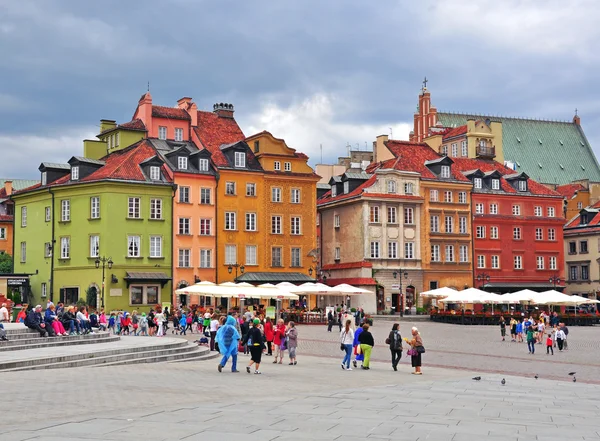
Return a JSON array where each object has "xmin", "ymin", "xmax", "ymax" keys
[
  {"xmin": 213, "ymin": 103, "xmax": 235, "ymax": 119},
  {"xmin": 99, "ymin": 119, "xmax": 116, "ymax": 133},
  {"xmin": 573, "ymin": 114, "xmax": 581, "ymax": 126},
  {"xmin": 4, "ymin": 180, "xmax": 12, "ymax": 196},
  {"xmin": 137, "ymin": 92, "xmax": 153, "ymax": 134},
  {"xmin": 178, "ymin": 97, "xmax": 198, "ymax": 126}
]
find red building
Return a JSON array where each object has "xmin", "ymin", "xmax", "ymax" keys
[{"xmin": 452, "ymin": 158, "xmax": 566, "ymax": 292}]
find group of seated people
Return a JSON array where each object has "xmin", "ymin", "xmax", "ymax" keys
[{"xmin": 23, "ymin": 303, "xmax": 94, "ymax": 338}]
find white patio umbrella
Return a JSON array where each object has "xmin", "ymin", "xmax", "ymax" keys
[
  {"xmin": 330, "ymin": 283, "xmax": 373, "ymax": 296},
  {"xmin": 420, "ymin": 286, "xmax": 457, "ymax": 297},
  {"xmin": 569, "ymin": 295, "xmax": 600, "ymax": 304},
  {"xmin": 501, "ymin": 289, "xmax": 539, "ymax": 303},
  {"xmin": 534, "ymin": 290, "xmax": 578, "ymax": 305}
]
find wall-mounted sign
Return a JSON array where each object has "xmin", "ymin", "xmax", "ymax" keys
[
  {"xmin": 7, "ymin": 278, "xmax": 27, "ymax": 286},
  {"xmin": 391, "ymin": 284, "xmax": 400, "ymax": 291}
]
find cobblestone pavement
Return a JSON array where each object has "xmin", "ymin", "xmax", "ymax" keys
[
  {"xmin": 173, "ymin": 319, "xmax": 600, "ymax": 384},
  {"xmin": 2, "ymin": 353, "xmax": 599, "ymax": 441}
]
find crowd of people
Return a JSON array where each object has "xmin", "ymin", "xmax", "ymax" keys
[{"xmin": 499, "ymin": 311, "xmax": 570, "ymax": 355}]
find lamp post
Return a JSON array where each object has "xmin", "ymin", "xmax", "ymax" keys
[
  {"xmin": 227, "ymin": 263, "xmax": 245, "ymax": 282},
  {"xmin": 393, "ymin": 270, "xmax": 408, "ymax": 317},
  {"xmin": 477, "ymin": 273, "xmax": 491, "ymax": 289},
  {"xmin": 309, "ymin": 266, "xmax": 330, "ymax": 282},
  {"xmin": 94, "ymin": 256, "xmax": 113, "ymax": 310},
  {"xmin": 549, "ymin": 274, "xmax": 561, "ymax": 290}
]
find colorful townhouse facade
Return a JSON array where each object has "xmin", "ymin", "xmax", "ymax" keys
[
  {"xmin": 12, "ymin": 142, "xmax": 175, "ymax": 311},
  {"xmin": 371, "ymin": 138, "xmax": 474, "ymax": 294},
  {"xmin": 563, "ymin": 204, "xmax": 600, "ymax": 300}
]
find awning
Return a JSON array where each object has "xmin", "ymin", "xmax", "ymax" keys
[
  {"xmin": 124, "ymin": 272, "xmax": 171, "ymax": 287},
  {"xmin": 235, "ymin": 272, "xmax": 315, "ymax": 284}
]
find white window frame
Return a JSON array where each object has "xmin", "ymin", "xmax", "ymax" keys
[
  {"xmin": 441, "ymin": 165, "xmax": 451, "ymax": 178},
  {"xmin": 445, "ymin": 216, "xmax": 453, "ymax": 233},
  {"xmin": 245, "ymin": 213, "xmax": 256, "ymax": 232},
  {"xmin": 200, "ymin": 249, "xmax": 212, "ymax": 268},
  {"xmin": 518, "ymin": 180, "xmax": 527, "ymax": 191},
  {"xmin": 225, "ymin": 212, "xmax": 236, "ymax": 230},
  {"xmin": 150, "ymin": 198, "xmax": 162, "ymax": 220},
  {"xmin": 404, "ymin": 182, "xmax": 413, "ymax": 195},
  {"xmin": 41, "ymin": 172, "xmax": 47, "ymax": 186},
  {"xmin": 61, "ymin": 200, "xmax": 70, "ymax": 222},
  {"xmin": 150, "ymin": 166, "xmax": 161, "ymax": 181},
  {"xmin": 234, "ymin": 151, "xmax": 246, "ymax": 168},
  {"xmin": 549, "ymin": 256, "xmax": 557, "ymax": 270},
  {"xmin": 477, "ymin": 255, "xmax": 485, "ymax": 269},
  {"xmin": 458, "ymin": 191, "xmax": 466, "ymax": 204},
  {"xmin": 0, "ymin": 227, "xmax": 5, "ymax": 240},
  {"xmin": 334, "ymin": 215, "xmax": 340, "ymax": 228},
  {"xmin": 459, "ymin": 245, "xmax": 468, "ymax": 263},
  {"xmin": 200, "ymin": 188, "xmax": 211, "ymax": 204},
  {"xmin": 246, "ymin": 183, "xmax": 256, "ymax": 197},
  {"xmin": 199, "ymin": 158, "xmax": 209, "ymax": 171},
  {"xmin": 199, "ymin": 218, "xmax": 212, "ymax": 236},
  {"xmin": 445, "ymin": 245, "xmax": 454, "ymax": 262},
  {"xmin": 71, "ymin": 166, "xmax": 79, "ymax": 181},
  {"xmin": 461, "ymin": 140, "xmax": 468, "ymax": 156},
  {"xmin": 387, "ymin": 207, "xmax": 397, "ymax": 224},
  {"xmin": 21, "ymin": 207, "xmax": 27, "ymax": 227},
  {"xmin": 158, "ymin": 126, "xmax": 167, "ymax": 140},
  {"xmin": 284, "ymin": 162, "xmax": 291, "ymax": 172},
  {"xmin": 20, "ymin": 241, "xmax": 26, "ymax": 262},
  {"xmin": 444, "ymin": 191, "xmax": 453, "ymax": 203},
  {"xmin": 548, "ymin": 228, "xmax": 555, "ymax": 241},
  {"xmin": 45, "ymin": 206, "xmax": 51, "ymax": 222},
  {"xmin": 370, "ymin": 241, "xmax": 380, "ymax": 259},
  {"xmin": 128, "ymin": 235, "xmax": 141, "ymax": 258},
  {"xmin": 476, "ymin": 226, "xmax": 485, "ymax": 239},
  {"xmin": 489, "ymin": 204, "xmax": 498, "ymax": 214},
  {"xmin": 431, "ymin": 245, "xmax": 440, "ymax": 262},
  {"xmin": 388, "ymin": 180, "xmax": 397, "ymax": 194},
  {"xmin": 535, "ymin": 228, "xmax": 543, "ymax": 241},
  {"xmin": 271, "ymin": 247, "xmax": 283, "ymax": 267},
  {"xmin": 89, "ymin": 235, "xmax": 99, "ymax": 258},
  {"xmin": 430, "ymin": 189, "xmax": 438, "ymax": 202},
  {"xmin": 334, "ymin": 247, "xmax": 341, "ymax": 260},
  {"xmin": 404, "ymin": 207, "xmax": 414, "ymax": 224},
  {"xmin": 271, "ymin": 187, "xmax": 282, "ymax": 203},
  {"xmin": 404, "ymin": 242, "xmax": 414, "ymax": 259},
  {"xmin": 61, "ymin": 237, "xmax": 70, "ymax": 259},
  {"xmin": 387, "ymin": 241, "xmax": 398, "ymax": 259},
  {"xmin": 491, "ymin": 179, "xmax": 500, "ymax": 190},
  {"xmin": 178, "ymin": 249, "xmax": 191, "ymax": 268},
  {"xmin": 547, "ymin": 206, "xmax": 555, "ymax": 217},
  {"xmin": 291, "ymin": 216, "xmax": 301, "ymax": 235},
  {"xmin": 536, "ymin": 256, "xmax": 544, "ymax": 270},
  {"xmin": 512, "ymin": 205, "xmax": 521, "ymax": 216},
  {"xmin": 474, "ymin": 178, "xmax": 482, "ymax": 189},
  {"xmin": 459, "ymin": 217, "xmax": 467, "ymax": 234},
  {"xmin": 245, "ymin": 246, "xmax": 257, "ymax": 266},
  {"xmin": 174, "ymin": 127, "xmax": 183, "ymax": 142},
  {"xmin": 514, "ymin": 255, "xmax": 523, "ymax": 270},
  {"xmin": 534, "ymin": 206, "xmax": 542, "ymax": 216},
  {"xmin": 225, "ymin": 245, "xmax": 237, "ymax": 265},
  {"xmin": 225, "ymin": 182, "xmax": 236, "ymax": 196},
  {"xmin": 128, "ymin": 197, "xmax": 141, "ymax": 218},
  {"xmin": 513, "ymin": 227, "xmax": 521, "ymax": 240},
  {"xmin": 430, "ymin": 215, "xmax": 440, "ymax": 233},
  {"xmin": 343, "ymin": 181, "xmax": 349, "ymax": 194},
  {"xmin": 178, "ymin": 217, "xmax": 191, "ymax": 235},
  {"xmin": 271, "ymin": 215, "xmax": 282, "ymax": 234},
  {"xmin": 90, "ymin": 197, "xmax": 100, "ymax": 219},
  {"xmin": 178, "ymin": 156, "xmax": 188, "ymax": 170},
  {"xmin": 451, "ymin": 143, "xmax": 457, "ymax": 157},
  {"xmin": 150, "ymin": 236, "xmax": 162, "ymax": 258},
  {"xmin": 475, "ymin": 203, "xmax": 484, "ymax": 214},
  {"xmin": 491, "ymin": 255, "xmax": 499, "ymax": 269},
  {"xmin": 291, "ymin": 247, "xmax": 301, "ymax": 267},
  {"xmin": 291, "ymin": 188, "xmax": 300, "ymax": 203},
  {"xmin": 490, "ymin": 226, "xmax": 498, "ymax": 239},
  {"xmin": 370, "ymin": 206, "xmax": 380, "ymax": 223},
  {"xmin": 274, "ymin": 161, "xmax": 281, "ymax": 171}
]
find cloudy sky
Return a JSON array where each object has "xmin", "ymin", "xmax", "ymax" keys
[{"xmin": 1, "ymin": 0, "xmax": 600, "ymax": 178}]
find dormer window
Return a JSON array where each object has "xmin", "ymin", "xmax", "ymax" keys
[
  {"xmin": 387, "ymin": 180, "xmax": 396, "ymax": 194},
  {"xmin": 404, "ymin": 182, "xmax": 413, "ymax": 194},
  {"xmin": 71, "ymin": 166, "xmax": 79, "ymax": 181},
  {"xmin": 41, "ymin": 172, "xmax": 47, "ymax": 186},
  {"xmin": 440, "ymin": 165, "xmax": 450, "ymax": 178},
  {"xmin": 150, "ymin": 166, "xmax": 161, "ymax": 181},
  {"xmin": 234, "ymin": 152, "xmax": 246, "ymax": 168},
  {"xmin": 491, "ymin": 179, "xmax": 500, "ymax": 190},
  {"xmin": 254, "ymin": 141, "xmax": 260, "ymax": 153},
  {"xmin": 581, "ymin": 214, "xmax": 589, "ymax": 225},
  {"xmin": 199, "ymin": 158, "xmax": 209, "ymax": 171},
  {"xmin": 284, "ymin": 162, "xmax": 291, "ymax": 172},
  {"xmin": 518, "ymin": 180, "xmax": 527, "ymax": 192},
  {"xmin": 178, "ymin": 157, "xmax": 188, "ymax": 170},
  {"xmin": 343, "ymin": 181, "xmax": 349, "ymax": 194},
  {"xmin": 331, "ymin": 186, "xmax": 337, "ymax": 197},
  {"xmin": 274, "ymin": 161, "xmax": 281, "ymax": 171},
  {"xmin": 474, "ymin": 178, "xmax": 482, "ymax": 189}
]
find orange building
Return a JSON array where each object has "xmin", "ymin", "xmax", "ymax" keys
[
  {"xmin": 555, "ymin": 182, "xmax": 590, "ymax": 222},
  {"xmin": 0, "ymin": 180, "xmax": 40, "ymax": 257}
]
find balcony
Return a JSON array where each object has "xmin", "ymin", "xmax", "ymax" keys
[{"xmin": 476, "ymin": 145, "xmax": 496, "ymax": 159}]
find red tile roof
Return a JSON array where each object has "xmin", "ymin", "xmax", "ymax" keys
[
  {"xmin": 322, "ymin": 261, "xmax": 373, "ymax": 271},
  {"xmin": 324, "ymin": 278, "xmax": 377, "ymax": 287},
  {"xmin": 152, "ymin": 106, "xmax": 190, "ymax": 120},
  {"xmin": 363, "ymin": 193, "xmax": 424, "ymax": 201},
  {"xmin": 442, "ymin": 125, "xmax": 467, "ymax": 140},
  {"xmin": 367, "ymin": 140, "xmax": 469, "ymax": 182},
  {"xmin": 195, "ymin": 111, "xmax": 246, "ymax": 166},
  {"xmin": 119, "ymin": 118, "xmax": 147, "ymax": 131},
  {"xmin": 451, "ymin": 157, "xmax": 560, "ymax": 196},
  {"xmin": 555, "ymin": 183, "xmax": 586, "ymax": 199}
]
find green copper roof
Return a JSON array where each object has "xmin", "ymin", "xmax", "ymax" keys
[
  {"xmin": 437, "ymin": 113, "xmax": 600, "ymax": 185},
  {"xmin": 0, "ymin": 179, "xmax": 40, "ymax": 191}
]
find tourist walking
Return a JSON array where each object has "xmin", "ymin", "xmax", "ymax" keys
[
  {"xmin": 357, "ymin": 323, "xmax": 374, "ymax": 370},
  {"xmin": 516, "ymin": 319, "xmax": 523, "ymax": 343},
  {"xmin": 340, "ymin": 320, "xmax": 354, "ymax": 370},
  {"xmin": 273, "ymin": 319, "xmax": 287, "ymax": 364},
  {"xmin": 352, "ymin": 323, "xmax": 364, "ymax": 368},
  {"xmin": 155, "ymin": 308, "xmax": 165, "ymax": 337},
  {"xmin": 499, "ymin": 316, "xmax": 506, "ymax": 341},
  {"xmin": 546, "ymin": 333, "xmax": 554, "ymax": 355},
  {"xmin": 510, "ymin": 317, "xmax": 517, "ymax": 342},
  {"xmin": 404, "ymin": 326, "xmax": 424, "ymax": 375},
  {"xmin": 209, "ymin": 314, "xmax": 219, "ymax": 351},
  {"xmin": 246, "ymin": 319, "xmax": 264, "ymax": 374},
  {"xmin": 560, "ymin": 323, "xmax": 569, "ymax": 350},
  {"xmin": 387, "ymin": 323, "xmax": 402, "ymax": 371},
  {"xmin": 286, "ymin": 321, "xmax": 298, "ymax": 365},
  {"xmin": 264, "ymin": 317, "xmax": 274, "ymax": 356},
  {"xmin": 555, "ymin": 326, "xmax": 566, "ymax": 351},
  {"xmin": 138, "ymin": 313, "xmax": 149, "ymax": 336},
  {"xmin": 327, "ymin": 310, "xmax": 334, "ymax": 332},
  {"xmin": 217, "ymin": 316, "xmax": 241, "ymax": 373},
  {"xmin": 526, "ymin": 325, "xmax": 535, "ymax": 354}
]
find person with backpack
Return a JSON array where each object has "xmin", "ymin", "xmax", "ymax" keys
[
  {"xmin": 387, "ymin": 323, "xmax": 403, "ymax": 371},
  {"xmin": 137, "ymin": 313, "xmax": 149, "ymax": 336}
]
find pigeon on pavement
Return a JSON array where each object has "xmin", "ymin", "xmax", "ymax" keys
[
  {"xmin": 534, "ymin": 374, "xmax": 538, "ymax": 379},
  {"xmin": 568, "ymin": 372, "xmax": 576, "ymax": 376},
  {"xmin": 501, "ymin": 378, "xmax": 506, "ymax": 385},
  {"xmin": 573, "ymin": 377, "xmax": 577, "ymax": 383},
  {"xmin": 472, "ymin": 376, "xmax": 481, "ymax": 381}
]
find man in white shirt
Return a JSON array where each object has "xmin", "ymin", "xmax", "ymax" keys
[{"xmin": 0, "ymin": 303, "xmax": 9, "ymax": 323}]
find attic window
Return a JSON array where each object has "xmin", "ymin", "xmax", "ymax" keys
[
  {"xmin": 491, "ymin": 179, "xmax": 500, "ymax": 190},
  {"xmin": 343, "ymin": 181, "xmax": 349, "ymax": 194},
  {"xmin": 150, "ymin": 166, "xmax": 161, "ymax": 181},
  {"xmin": 518, "ymin": 180, "xmax": 527, "ymax": 192},
  {"xmin": 440, "ymin": 165, "xmax": 451, "ymax": 178},
  {"xmin": 331, "ymin": 186, "xmax": 337, "ymax": 197},
  {"xmin": 234, "ymin": 152, "xmax": 246, "ymax": 168},
  {"xmin": 71, "ymin": 166, "xmax": 79, "ymax": 181},
  {"xmin": 474, "ymin": 177, "xmax": 482, "ymax": 189},
  {"xmin": 41, "ymin": 172, "xmax": 47, "ymax": 186},
  {"xmin": 387, "ymin": 180, "xmax": 397, "ymax": 194},
  {"xmin": 274, "ymin": 161, "xmax": 281, "ymax": 171},
  {"xmin": 199, "ymin": 158, "xmax": 209, "ymax": 171},
  {"xmin": 178, "ymin": 157, "xmax": 188, "ymax": 170}
]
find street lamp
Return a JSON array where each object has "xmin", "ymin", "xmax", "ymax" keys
[
  {"xmin": 227, "ymin": 263, "xmax": 245, "ymax": 282},
  {"xmin": 95, "ymin": 256, "xmax": 113, "ymax": 310},
  {"xmin": 309, "ymin": 266, "xmax": 330, "ymax": 282},
  {"xmin": 393, "ymin": 270, "xmax": 408, "ymax": 317},
  {"xmin": 549, "ymin": 274, "xmax": 561, "ymax": 289},
  {"xmin": 477, "ymin": 273, "xmax": 491, "ymax": 289}
]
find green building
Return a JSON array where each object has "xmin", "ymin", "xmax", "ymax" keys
[{"xmin": 12, "ymin": 140, "xmax": 175, "ymax": 312}]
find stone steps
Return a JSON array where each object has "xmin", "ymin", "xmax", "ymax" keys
[
  {"xmin": 0, "ymin": 332, "xmax": 119, "ymax": 351},
  {"xmin": 0, "ymin": 337, "xmax": 217, "ymax": 372}
]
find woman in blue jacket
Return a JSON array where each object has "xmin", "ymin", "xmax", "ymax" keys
[{"xmin": 352, "ymin": 324, "xmax": 364, "ymax": 368}]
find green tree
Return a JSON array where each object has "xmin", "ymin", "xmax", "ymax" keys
[{"xmin": 0, "ymin": 253, "xmax": 13, "ymax": 274}]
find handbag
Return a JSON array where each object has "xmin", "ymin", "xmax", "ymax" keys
[
  {"xmin": 407, "ymin": 348, "xmax": 416, "ymax": 356},
  {"xmin": 416, "ymin": 346, "xmax": 425, "ymax": 354},
  {"xmin": 340, "ymin": 343, "xmax": 345, "ymax": 351},
  {"xmin": 385, "ymin": 337, "xmax": 391, "ymax": 345}
]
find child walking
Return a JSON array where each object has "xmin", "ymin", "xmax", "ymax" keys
[
  {"xmin": 137, "ymin": 313, "xmax": 149, "ymax": 336},
  {"xmin": 546, "ymin": 333, "xmax": 554, "ymax": 355},
  {"xmin": 179, "ymin": 313, "xmax": 188, "ymax": 336}
]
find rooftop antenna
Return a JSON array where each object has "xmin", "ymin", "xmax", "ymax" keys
[
  {"xmin": 575, "ymin": 108, "xmax": 578, "ymax": 116},
  {"xmin": 346, "ymin": 143, "xmax": 351, "ymax": 157},
  {"xmin": 147, "ymin": 81, "xmax": 150, "ymax": 92},
  {"xmin": 389, "ymin": 127, "xmax": 393, "ymax": 139},
  {"xmin": 320, "ymin": 144, "xmax": 323, "ymax": 163},
  {"xmin": 365, "ymin": 141, "xmax": 368, "ymax": 151}
]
